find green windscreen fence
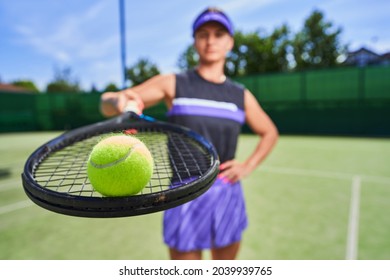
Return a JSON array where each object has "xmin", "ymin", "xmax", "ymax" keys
[
  {"xmin": 0, "ymin": 92, "xmax": 103, "ymax": 132},
  {"xmin": 364, "ymin": 66, "xmax": 390, "ymax": 99},
  {"xmin": 234, "ymin": 66, "xmax": 390, "ymax": 102},
  {"xmin": 305, "ymin": 68, "xmax": 361, "ymax": 100},
  {"xmin": 1, "ymin": 65, "xmax": 389, "ymax": 136},
  {"xmin": 0, "ymin": 93, "xmax": 37, "ymax": 131},
  {"xmin": 233, "ymin": 65, "xmax": 389, "ymax": 136},
  {"xmin": 251, "ymin": 72, "xmax": 302, "ymax": 102}
]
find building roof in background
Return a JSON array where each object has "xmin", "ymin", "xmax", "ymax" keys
[
  {"xmin": 0, "ymin": 83, "xmax": 33, "ymax": 93},
  {"xmin": 344, "ymin": 47, "xmax": 390, "ymax": 67}
]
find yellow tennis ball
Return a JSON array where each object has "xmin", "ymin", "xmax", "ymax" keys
[{"xmin": 87, "ymin": 134, "xmax": 153, "ymax": 197}]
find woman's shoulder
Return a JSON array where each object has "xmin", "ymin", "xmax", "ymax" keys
[
  {"xmin": 175, "ymin": 69, "xmax": 195, "ymax": 80},
  {"xmin": 225, "ymin": 77, "xmax": 245, "ymax": 92}
]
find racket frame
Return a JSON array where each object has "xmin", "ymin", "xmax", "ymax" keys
[{"xmin": 22, "ymin": 112, "xmax": 219, "ymax": 218}]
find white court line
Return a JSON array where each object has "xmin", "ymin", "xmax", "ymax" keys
[
  {"xmin": 261, "ymin": 167, "xmax": 367, "ymax": 260},
  {"xmin": 346, "ymin": 176, "xmax": 361, "ymax": 260},
  {"xmin": 0, "ymin": 200, "xmax": 33, "ymax": 215}
]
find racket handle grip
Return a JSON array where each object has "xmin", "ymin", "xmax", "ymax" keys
[{"xmin": 124, "ymin": 100, "xmax": 143, "ymax": 115}]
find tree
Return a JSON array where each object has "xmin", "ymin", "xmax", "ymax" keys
[
  {"xmin": 103, "ymin": 83, "xmax": 120, "ymax": 92},
  {"xmin": 177, "ymin": 45, "xmax": 199, "ymax": 71},
  {"xmin": 90, "ymin": 83, "xmax": 99, "ymax": 93},
  {"xmin": 12, "ymin": 80, "xmax": 40, "ymax": 93},
  {"xmin": 177, "ymin": 26, "xmax": 292, "ymax": 77},
  {"xmin": 46, "ymin": 66, "xmax": 81, "ymax": 93},
  {"xmin": 226, "ymin": 30, "xmax": 258, "ymax": 76},
  {"xmin": 263, "ymin": 24, "xmax": 292, "ymax": 72},
  {"xmin": 227, "ymin": 26, "xmax": 291, "ymax": 76},
  {"xmin": 126, "ymin": 58, "xmax": 160, "ymax": 86},
  {"xmin": 292, "ymin": 9, "xmax": 346, "ymax": 70}
]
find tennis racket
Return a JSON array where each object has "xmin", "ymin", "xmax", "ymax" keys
[{"xmin": 22, "ymin": 112, "xmax": 219, "ymax": 218}]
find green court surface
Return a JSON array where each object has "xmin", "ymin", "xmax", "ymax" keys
[{"xmin": 0, "ymin": 132, "xmax": 389, "ymax": 260}]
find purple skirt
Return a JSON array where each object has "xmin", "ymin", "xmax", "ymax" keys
[{"xmin": 163, "ymin": 178, "xmax": 248, "ymax": 252}]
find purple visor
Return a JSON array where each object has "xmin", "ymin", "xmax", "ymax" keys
[{"xmin": 192, "ymin": 10, "xmax": 234, "ymax": 36}]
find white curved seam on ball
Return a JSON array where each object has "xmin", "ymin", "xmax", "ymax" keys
[{"xmin": 89, "ymin": 143, "xmax": 142, "ymax": 169}]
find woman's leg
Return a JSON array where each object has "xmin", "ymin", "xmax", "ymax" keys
[
  {"xmin": 169, "ymin": 248, "xmax": 202, "ymax": 260},
  {"xmin": 211, "ymin": 241, "xmax": 240, "ymax": 260}
]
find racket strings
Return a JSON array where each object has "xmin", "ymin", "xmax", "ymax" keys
[
  {"xmin": 138, "ymin": 130, "xmax": 172, "ymax": 194},
  {"xmin": 35, "ymin": 137, "xmax": 97, "ymax": 195},
  {"xmin": 174, "ymin": 134, "xmax": 206, "ymax": 176},
  {"xmin": 165, "ymin": 133, "xmax": 208, "ymax": 188},
  {"xmin": 32, "ymin": 127, "xmax": 214, "ymax": 198},
  {"xmin": 67, "ymin": 138, "xmax": 95, "ymax": 196}
]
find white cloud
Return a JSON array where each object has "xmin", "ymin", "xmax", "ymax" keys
[
  {"xmin": 2, "ymin": 0, "xmax": 389, "ymax": 91},
  {"xmin": 13, "ymin": 0, "xmax": 115, "ymax": 63}
]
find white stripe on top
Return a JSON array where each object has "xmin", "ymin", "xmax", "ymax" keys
[{"xmin": 172, "ymin": 98, "xmax": 239, "ymax": 112}]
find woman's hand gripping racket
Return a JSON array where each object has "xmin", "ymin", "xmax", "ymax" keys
[{"xmin": 21, "ymin": 95, "xmax": 220, "ymax": 218}]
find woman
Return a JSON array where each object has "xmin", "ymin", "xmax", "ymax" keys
[{"xmin": 101, "ymin": 7, "xmax": 278, "ymax": 260}]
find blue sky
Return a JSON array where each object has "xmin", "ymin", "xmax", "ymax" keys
[{"xmin": 1, "ymin": 0, "xmax": 389, "ymax": 91}]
